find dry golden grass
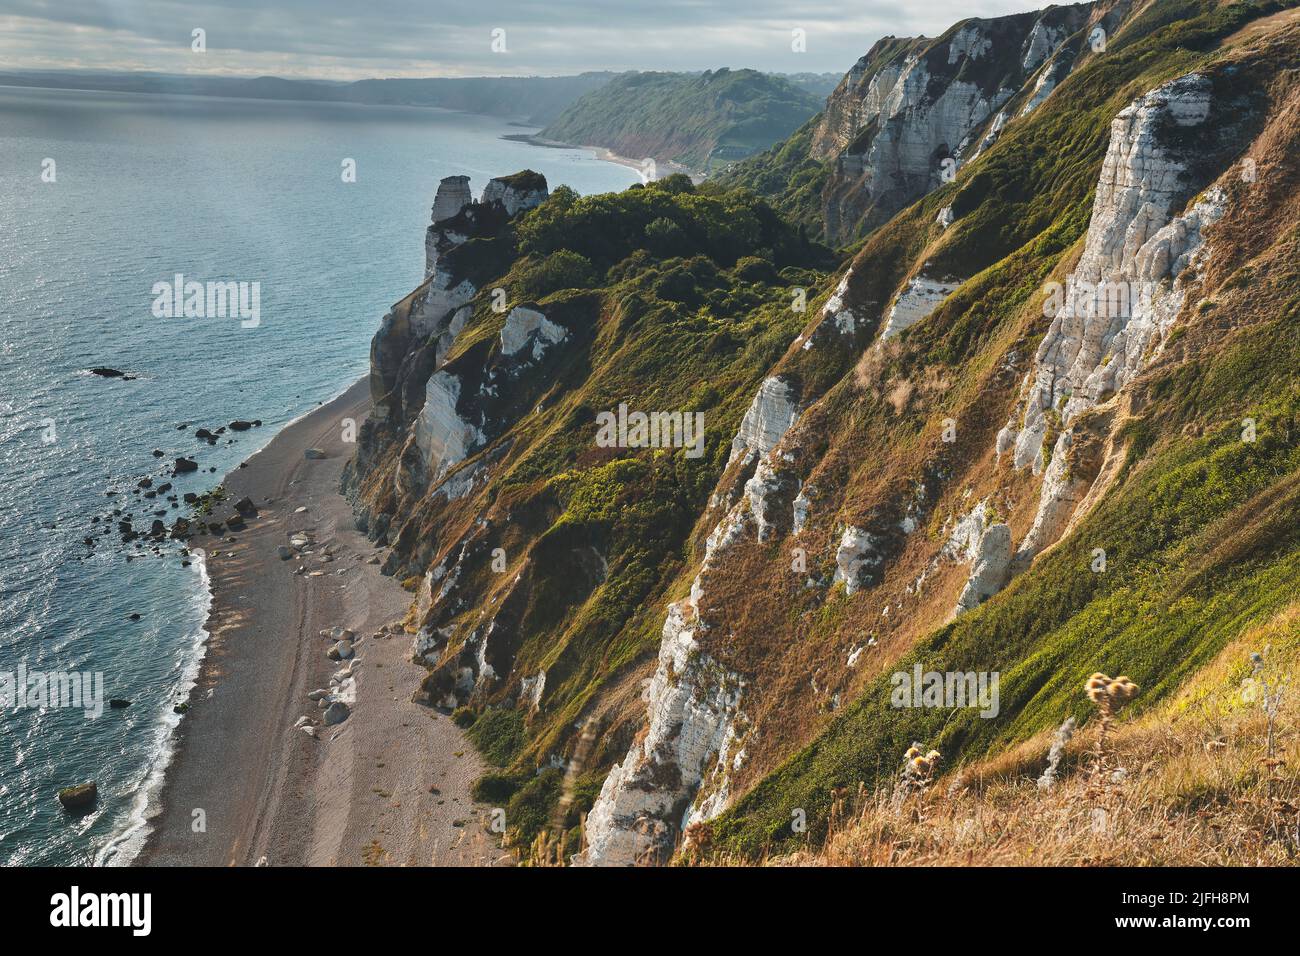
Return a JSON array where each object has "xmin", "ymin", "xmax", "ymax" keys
[{"xmin": 693, "ymin": 605, "xmax": 1300, "ymax": 867}]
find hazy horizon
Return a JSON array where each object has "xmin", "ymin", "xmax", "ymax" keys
[{"xmin": 1, "ymin": 0, "xmax": 1055, "ymax": 82}]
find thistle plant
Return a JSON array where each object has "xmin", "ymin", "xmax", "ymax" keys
[
  {"xmin": 1085, "ymin": 672, "xmax": 1138, "ymax": 774},
  {"xmin": 893, "ymin": 742, "xmax": 942, "ymax": 814}
]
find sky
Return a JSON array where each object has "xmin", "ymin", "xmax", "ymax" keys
[{"xmin": 0, "ymin": 0, "xmax": 1050, "ymax": 80}]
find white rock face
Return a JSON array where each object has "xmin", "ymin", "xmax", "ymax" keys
[
  {"xmin": 414, "ymin": 371, "xmax": 484, "ymax": 479},
  {"xmin": 1002, "ymin": 75, "xmax": 1223, "ymax": 563},
  {"xmin": 822, "ymin": 269, "xmax": 858, "ymax": 334},
  {"xmin": 1021, "ymin": 55, "xmax": 1071, "ymax": 117},
  {"xmin": 744, "ymin": 457, "xmax": 784, "ymax": 542},
  {"xmin": 949, "ymin": 26, "xmax": 992, "ymax": 64},
  {"xmin": 411, "ymin": 274, "xmax": 476, "ymax": 338},
  {"xmin": 728, "ymin": 377, "xmax": 800, "ymax": 466},
  {"xmin": 882, "ymin": 276, "xmax": 962, "ymax": 340},
  {"xmin": 1013, "ymin": 430, "xmax": 1091, "ymax": 570},
  {"xmin": 817, "ymin": 43, "xmax": 1010, "ymax": 208},
  {"xmin": 955, "ymin": 523, "xmax": 1012, "ymax": 613},
  {"xmin": 832, "ymin": 526, "xmax": 881, "ymax": 595},
  {"xmin": 499, "ymin": 306, "xmax": 566, "ymax": 359},
  {"xmin": 519, "ymin": 671, "xmax": 546, "ymax": 713},
  {"xmin": 576, "ymin": 598, "xmax": 745, "ymax": 866},
  {"xmin": 481, "ymin": 177, "xmax": 548, "ymax": 216},
  {"xmin": 943, "ymin": 500, "xmax": 989, "ymax": 562},
  {"xmin": 792, "ymin": 488, "xmax": 811, "ymax": 535},
  {"xmin": 936, "ymin": 205, "xmax": 955, "ymax": 229},
  {"xmin": 582, "ymin": 364, "xmax": 812, "ymax": 862},
  {"xmin": 1021, "ymin": 20, "xmax": 1064, "ymax": 72},
  {"xmin": 430, "ymin": 175, "xmax": 473, "ymax": 224}
]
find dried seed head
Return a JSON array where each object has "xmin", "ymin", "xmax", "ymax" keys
[
  {"xmin": 925, "ymin": 750, "xmax": 941, "ymax": 763},
  {"xmin": 912, "ymin": 756, "xmax": 931, "ymax": 774},
  {"xmin": 905, "ymin": 745, "xmax": 921, "ymax": 761}
]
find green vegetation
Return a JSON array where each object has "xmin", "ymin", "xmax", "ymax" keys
[
  {"xmin": 401, "ymin": 177, "xmax": 834, "ymax": 844},
  {"xmin": 711, "ymin": 116, "xmax": 831, "ymax": 239},
  {"xmin": 702, "ymin": 0, "xmax": 1300, "ymax": 855},
  {"xmin": 540, "ymin": 68, "xmax": 823, "ymax": 171}
]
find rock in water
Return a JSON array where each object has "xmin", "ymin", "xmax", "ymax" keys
[
  {"xmin": 57, "ymin": 782, "xmax": 98, "ymax": 811},
  {"xmin": 173, "ymin": 457, "xmax": 198, "ymax": 474}
]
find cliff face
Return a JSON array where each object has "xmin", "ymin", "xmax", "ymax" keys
[
  {"xmin": 724, "ymin": 2, "xmax": 1141, "ymax": 245},
  {"xmin": 348, "ymin": 0, "xmax": 1300, "ymax": 866}
]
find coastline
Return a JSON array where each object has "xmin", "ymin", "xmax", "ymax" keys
[
  {"xmin": 136, "ymin": 378, "xmax": 506, "ymax": 866},
  {"xmin": 501, "ymin": 131, "xmax": 703, "ymax": 183}
]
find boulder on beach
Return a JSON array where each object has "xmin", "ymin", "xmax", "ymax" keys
[
  {"xmin": 234, "ymin": 496, "xmax": 257, "ymax": 518},
  {"xmin": 304, "ymin": 448, "xmax": 327, "ymax": 460},
  {"xmin": 57, "ymin": 781, "xmax": 98, "ymax": 812},
  {"xmin": 276, "ymin": 545, "xmax": 294, "ymax": 560},
  {"xmin": 327, "ymin": 639, "xmax": 354, "ymax": 661},
  {"xmin": 322, "ymin": 701, "xmax": 351, "ymax": 726}
]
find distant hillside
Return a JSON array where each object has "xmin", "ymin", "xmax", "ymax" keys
[
  {"xmin": 780, "ymin": 71, "xmax": 843, "ymax": 100},
  {"xmin": 538, "ymin": 68, "xmax": 823, "ymax": 172},
  {"xmin": 0, "ymin": 70, "xmax": 616, "ymax": 125}
]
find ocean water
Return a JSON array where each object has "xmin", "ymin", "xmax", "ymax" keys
[{"xmin": 0, "ymin": 85, "xmax": 638, "ymax": 865}]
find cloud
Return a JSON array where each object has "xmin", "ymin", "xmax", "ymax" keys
[{"xmin": 1, "ymin": 0, "xmax": 1049, "ymax": 79}]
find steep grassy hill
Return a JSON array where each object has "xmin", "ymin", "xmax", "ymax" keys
[{"xmin": 345, "ymin": 0, "xmax": 1300, "ymax": 867}]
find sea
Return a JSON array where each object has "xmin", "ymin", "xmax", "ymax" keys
[{"xmin": 0, "ymin": 84, "xmax": 638, "ymax": 865}]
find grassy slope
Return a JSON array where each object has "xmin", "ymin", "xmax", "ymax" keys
[
  {"xmin": 703, "ymin": 0, "xmax": 1300, "ymax": 856},
  {"xmin": 540, "ymin": 69, "xmax": 823, "ymax": 171},
  {"xmin": 717, "ymin": 603, "xmax": 1300, "ymax": 867},
  {"xmin": 381, "ymin": 179, "xmax": 837, "ymax": 850}
]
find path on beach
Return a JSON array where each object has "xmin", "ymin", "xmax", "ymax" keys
[{"xmin": 139, "ymin": 379, "xmax": 506, "ymax": 866}]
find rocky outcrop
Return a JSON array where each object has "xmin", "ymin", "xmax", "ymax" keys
[
  {"xmin": 812, "ymin": 6, "xmax": 1091, "ymax": 243},
  {"xmin": 1000, "ymin": 74, "xmax": 1228, "ymax": 574},
  {"xmin": 413, "ymin": 371, "xmax": 485, "ymax": 480},
  {"xmin": 349, "ymin": 170, "xmax": 552, "ymax": 515},
  {"xmin": 832, "ymin": 526, "xmax": 882, "ymax": 595},
  {"xmin": 576, "ymin": 597, "xmax": 745, "ymax": 865},
  {"xmin": 728, "ymin": 377, "xmax": 800, "ymax": 466},
  {"xmin": 881, "ymin": 276, "xmax": 962, "ymax": 340},
  {"xmin": 481, "ymin": 170, "xmax": 549, "ymax": 216},
  {"xmin": 579, "ymin": 360, "xmax": 811, "ymax": 864},
  {"xmin": 955, "ymin": 523, "xmax": 1012, "ymax": 613},
  {"xmin": 500, "ymin": 306, "xmax": 566, "ymax": 359}
]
